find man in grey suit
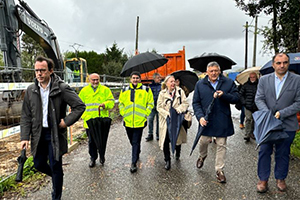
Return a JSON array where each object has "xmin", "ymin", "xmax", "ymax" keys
[{"xmin": 255, "ymin": 53, "xmax": 300, "ymax": 193}]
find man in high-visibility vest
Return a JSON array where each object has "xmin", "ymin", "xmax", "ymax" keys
[
  {"xmin": 73, "ymin": 66, "xmax": 80, "ymax": 82},
  {"xmin": 79, "ymin": 73, "xmax": 114, "ymax": 167},
  {"xmin": 119, "ymin": 71, "xmax": 154, "ymax": 173}
]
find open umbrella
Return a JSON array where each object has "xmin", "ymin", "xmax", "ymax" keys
[
  {"xmin": 171, "ymin": 70, "xmax": 198, "ymax": 95},
  {"xmin": 15, "ymin": 148, "xmax": 27, "ymax": 182},
  {"xmin": 236, "ymin": 66, "xmax": 261, "ymax": 85},
  {"xmin": 120, "ymin": 52, "xmax": 168, "ymax": 77},
  {"xmin": 166, "ymin": 106, "xmax": 185, "ymax": 155},
  {"xmin": 260, "ymin": 52, "xmax": 300, "ymax": 75},
  {"xmin": 86, "ymin": 108, "xmax": 112, "ymax": 164},
  {"xmin": 188, "ymin": 52, "xmax": 236, "ymax": 72},
  {"xmin": 190, "ymin": 98, "xmax": 216, "ymax": 156},
  {"xmin": 252, "ymin": 110, "xmax": 289, "ymax": 149}
]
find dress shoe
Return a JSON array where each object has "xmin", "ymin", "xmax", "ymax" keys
[
  {"xmin": 239, "ymin": 124, "xmax": 245, "ymax": 129},
  {"xmin": 216, "ymin": 171, "xmax": 226, "ymax": 183},
  {"xmin": 89, "ymin": 160, "xmax": 96, "ymax": 168},
  {"xmin": 276, "ymin": 179, "xmax": 287, "ymax": 192},
  {"xmin": 257, "ymin": 180, "xmax": 268, "ymax": 193},
  {"xmin": 244, "ymin": 137, "xmax": 250, "ymax": 142},
  {"xmin": 130, "ymin": 163, "xmax": 137, "ymax": 173},
  {"xmin": 196, "ymin": 156, "xmax": 206, "ymax": 169},
  {"xmin": 100, "ymin": 157, "xmax": 105, "ymax": 165},
  {"xmin": 145, "ymin": 135, "xmax": 153, "ymax": 142},
  {"xmin": 165, "ymin": 160, "xmax": 171, "ymax": 170}
]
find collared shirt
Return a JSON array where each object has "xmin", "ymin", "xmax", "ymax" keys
[
  {"xmin": 38, "ymin": 80, "xmax": 51, "ymax": 127},
  {"xmin": 208, "ymin": 77, "xmax": 219, "ymax": 90},
  {"xmin": 275, "ymin": 72, "xmax": 288, "ymax": 99}
]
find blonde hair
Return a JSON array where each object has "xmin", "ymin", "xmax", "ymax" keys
[{"xmin": 161, "ymin": 75, "xmax": 174, "ymax": 90}]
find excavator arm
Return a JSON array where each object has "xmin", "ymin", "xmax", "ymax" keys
[{"xmin": 0, "ymin": 0, "xmax": 64, "ymax": 82}]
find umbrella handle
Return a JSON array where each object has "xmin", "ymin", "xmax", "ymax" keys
[{"xmin": 98, "ymin": 106, "xmax": 101, "ymax": 117}]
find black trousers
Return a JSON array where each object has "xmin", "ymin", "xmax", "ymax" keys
[
  {"xmin": 163, "ymin": 132, "xmax": 181, "ymax": 161},
  {"xmin": 125, "ymin": 127, "xmax": 144, "ymax": 164},
  {"xmin": 33, "ymin": 128, "xmax": 63, "ymax": 200},
  {"xmin": 86, "ymin": 129, "xmax": 99, "ymax": 161}
]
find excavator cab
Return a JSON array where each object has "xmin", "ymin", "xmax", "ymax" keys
[{"xmin": 64, "ymin": 58, "xmax": 89, "ymax": 83}]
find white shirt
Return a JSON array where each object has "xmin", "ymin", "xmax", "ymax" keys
[{"xmin": 38, "ymin": 80, "xmax": 51, "ymax": 128}]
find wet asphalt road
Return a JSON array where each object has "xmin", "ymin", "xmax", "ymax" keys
[{"xmin": 21, "ymin": 106, "xmax": 300, "ymax": 200}]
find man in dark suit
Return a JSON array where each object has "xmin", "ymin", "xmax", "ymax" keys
[{"xmin": 255, "ymin": 53, "xmax": 300, "ymax": 193}]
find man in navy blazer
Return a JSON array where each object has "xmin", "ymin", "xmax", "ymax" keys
[{"xmin": 255, "ymin": 53, "xmax": 300, "ymax": 193}]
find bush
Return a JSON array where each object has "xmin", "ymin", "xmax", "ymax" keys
[{"xmin": 291, "ymin": 131, "xmax": 300, "ymax": 158}]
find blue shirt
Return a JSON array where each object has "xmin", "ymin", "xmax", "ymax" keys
[
  {"xmin": 275, "ymin": 72, "xmax": 288, "ymax": 99},
  {"xmin": 208, "ymin": 77, "xmax": 219, "ymax": 90}
]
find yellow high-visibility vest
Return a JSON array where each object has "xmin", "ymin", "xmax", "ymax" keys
[
  {"xmin": 79, "ymin": 83, "xmax": 115, "ymax": 128},
  {"xmin": 119, "ymin": 83, "xmax": 154, "ymax": 128}
]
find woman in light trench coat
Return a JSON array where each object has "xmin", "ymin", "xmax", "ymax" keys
[{"xmin": 157, "ymin": 75, "xmax": 189, "ymax": 170}]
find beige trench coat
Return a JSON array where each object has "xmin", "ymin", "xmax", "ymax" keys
[{"xmin": 157, "ymin": 86, "xmax": 189, "ymax": 150}]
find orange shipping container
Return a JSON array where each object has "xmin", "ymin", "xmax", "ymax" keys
[{"xmin": 141, "ymin": 46, "xmax": 186, "ymax": 83}]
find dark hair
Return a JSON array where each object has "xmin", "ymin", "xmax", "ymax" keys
[
  {"xmin": 130, "ymin": 71, "xmax": 141, "ymax": 78},
  {"xmin": 272, "ymin": 53, "xmax": 290, "ymax": 63},
  {"xmin": 35, "ymin": 56, "xmax": 55, "ymax": 71}
]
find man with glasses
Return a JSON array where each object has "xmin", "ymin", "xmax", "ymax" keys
[
  {"xmin": 20, "ymin": 56, "xmax": 85, "ymax": 200},
  {"xmin": 79, "ymin": 73, "xmax": 114, "ymax": 167},
  {"xmin": 255, "ymin": 53, "xmax": 300, "ymax": 193},
  {"xmin": 119, "ymin": 71, "xmax": 154, "ymax": 173}
]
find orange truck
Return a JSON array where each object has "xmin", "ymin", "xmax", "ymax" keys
[{"xmin": 141, "ymin": 46, "xmax": 186, "ymax": 83}]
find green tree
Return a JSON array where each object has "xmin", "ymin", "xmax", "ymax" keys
[
  {"xmin": 235, "ymin": 0, "xmax": 300, "ymax": 54},
  {"xmin": 21, "ymin": 33, "xmax": 46, "ymax": 81}
]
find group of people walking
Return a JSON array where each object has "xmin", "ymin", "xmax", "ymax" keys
[{"xmin": 19, "ymin": 52, "xmax": 300, "ymax": 199}]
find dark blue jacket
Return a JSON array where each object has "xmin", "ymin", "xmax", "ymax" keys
[
  {"xmin": 149, "ymin": 81, "xmax": 161, "ymax": 105},
  {"xmin": 192, "ymin": 74, "xmax": 239, "ymax": 137}
]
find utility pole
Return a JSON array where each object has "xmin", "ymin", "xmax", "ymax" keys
[
  {"xmin": 252, "ymin": 16, "xmax": 258, "ymax": 67},
  {"xmin": 245, "ymin": 21, "xmax": 248, "ymax": 69},
  {"xmin": 135, "ymin": 16, "xmax": 139, "ymax": 55},
  {"xmin": 70, "ymin": 43, "xmax": 83, "ymax": 58}
]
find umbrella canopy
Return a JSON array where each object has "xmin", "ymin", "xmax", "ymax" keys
[
  {"xmin": 253, "ymin": 110, "xmax": 289, "ymax": 149},
  {"xmin": 166, "ymin": 106, "xmax": 185, "ymax": 155},
  {"xmin": 120, "ymin": 52, "xmax": 168, "ymax": 77},
  {"xmin": 236, "ymin": 66, "xmax": 261, "ymax": 85},
  {"xmin": 190, "ymin": 98, "xmax": 216, "ymax": 156},
  {"xmin": 188, "ymin": 52, "xmax": 236, "ymax": 72},
  {"xmin": 15, "ymin": 148, "xmax": 27, "ymax": 182},
  {"xmin": 86, "ymin": 108, "xmax": 112, "ymax": 163},
  {"xmin": 260, "ymin": 52, "xmax": 300, "ymax": 75},
  {"xmin": 171, "ymin": 70, "xmax": 198, "ymax": 94}
]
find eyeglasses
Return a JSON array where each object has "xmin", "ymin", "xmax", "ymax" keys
[
  {"xmin": 35, "ymin": 69, "xmax": 47, "ymax": 73},
  {"xmin": 91, "ymin": 79, "xmax": 99, "ymax": 81}
]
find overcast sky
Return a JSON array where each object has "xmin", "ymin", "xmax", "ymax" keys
[{"xmin": 23, "ymin": 0, "xmax": 272, "ymax": 70}]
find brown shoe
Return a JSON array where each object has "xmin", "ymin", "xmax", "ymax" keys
[
  {"xmin": 257, "ymin": 180, "xmax": 268, "ymax": 193},
  {"xmin": 216, "ymin": 171, "xmax": 226, "ymax": 183},
  {"xmin": 196, "ymin": 156, "xmax": 206, "ymax": 169},
  {"xmin": 276, "ymin": 179, "xmax": 287, "ymax": 192},
  {"xmin": 239, "ymin": 124, "xmax": 245, "ymax": 129}
]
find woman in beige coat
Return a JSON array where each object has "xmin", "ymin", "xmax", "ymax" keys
[{"xmin": 157, "ymin": 75, "xmax": 189, "ymax": 170}]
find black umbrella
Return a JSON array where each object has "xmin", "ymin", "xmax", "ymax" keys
[
  {"xmin": 86, "ymin": 108, "xmax": 112, "ymax": 164},
  {"xmin": 260, "ymin": 52, "xmax": 300, "ymax": 75},
  {"xmin": 171, "ymin": 70, "xmax": 198, "ymax": 94},
  {"xmin": 120, "ymin": 52, "xmax": 168, "ymax": 77},
  {"xmin": 188, "ymin": 52, "xmax": 236, "ymax": 72},
  {"xmin": 253, "ymin": 110, "xmax": 289, "ymax": 149},
  {"xmin": 190, "ymin": 98, "xmax": 216, "ymax": 156},
  {"xmin": 166, "ymin": 106, "xmax": 185, "ymax": 155},
  {"xmin": 15, "ymin": 148, "xmax": 27, "ymax": 182}
]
